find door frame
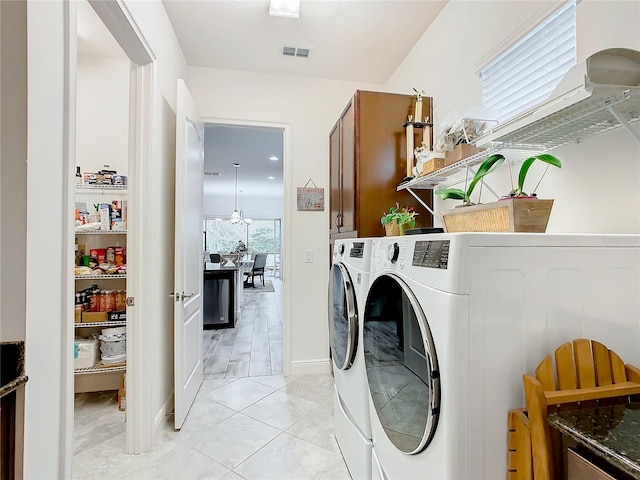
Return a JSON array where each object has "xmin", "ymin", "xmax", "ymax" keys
[
  {"xmin": 62, "ymin": 0, "xmax": 156, "ymax": 474},
  {"xmin": 203, "ymin": 117, "xmax": 292, "ymax": 375}
]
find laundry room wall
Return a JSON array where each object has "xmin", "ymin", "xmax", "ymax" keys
[
  {"xmin": 384, "ymin": 0, "xmax": 640, "ymax": 234},
  {"xmin": 187, "ymin": 67, "xmax": 382, "ymax": 372},
  {"xmin": 76, "ymin": 55, "xmax": 129, "ymax": 175}
]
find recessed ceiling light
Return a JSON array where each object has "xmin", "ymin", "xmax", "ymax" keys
[
  {"xmin": 269, "ymin": 0, "xmax": 300, "ymax": 19},
  {"xmin": 268, "ymin": 176, "xmax": 275, "ymax": 180},
  {"xmin": 269, "ymin": 156, "xmax": 279, "ymax": 161}
]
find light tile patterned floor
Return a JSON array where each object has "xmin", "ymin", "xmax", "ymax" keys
[{"xmin": 74, "ymin": 278, "xmax": 348, "ymax": 479}]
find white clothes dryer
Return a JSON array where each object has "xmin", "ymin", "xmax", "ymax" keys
[
  {"xmin": 364, "ymin": 233, "xmax": 640, "ymax": 480},
  {"xmin": 330, "ymin": 238, "xmax": 374, "ymax": 480}
]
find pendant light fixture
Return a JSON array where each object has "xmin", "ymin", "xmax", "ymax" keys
[
  {"xmin": 230, "ymin": 163, "xmax": 252, "ymax": 225},
  {"xmin": 230, "ymin": 163, "xmax": 241, "ymax": 224}
]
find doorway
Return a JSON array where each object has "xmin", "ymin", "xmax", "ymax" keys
[
  {"xmin": 202, "ymin": 122, "xmax": 285, "ymax": 378},
  {"xmin": 69, "ymin": 0, "xmax": 155, "ymax": 467}
]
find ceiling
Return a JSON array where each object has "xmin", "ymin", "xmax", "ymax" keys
[
  {"xmin": 203, "ymin": 124, "xmax": 284, "ymax": 198},
  {"xmin": 162, "ymin": 0, "xmax": 447, "ymax": 83}
]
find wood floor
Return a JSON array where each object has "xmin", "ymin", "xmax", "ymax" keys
[{"xmin": 203, "ymin": 276, "xmax": 283, "ymax": 378}]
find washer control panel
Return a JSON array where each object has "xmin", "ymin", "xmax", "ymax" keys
[
  {"xmin": 349, "ymin": 242, "xmax": 365, "ymax": 259},
  {"xmin": 412, "ymin": 240, "xmax": 450, "ymax": 269}
]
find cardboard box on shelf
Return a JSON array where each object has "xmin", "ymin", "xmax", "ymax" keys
[
  {"xmin": 444, "ymin": 144, "xmax": 484, "ymax": 167},
  {"xmin": 82, "ymin": 311, "xmax": 109, "ymax": 323},
  {"xmin": 420, "ymin": 158, "xmax": 445, "ymax": 176},
  {"xmin": 74, "ymin": 337, "xmax": 99, "ymax": 369},
  {"xmin": 118, "ymin": 374, "xmax": 126, "ymax": 411}
]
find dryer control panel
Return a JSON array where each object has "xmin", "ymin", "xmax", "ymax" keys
[
  {"xmin": 349, "ymin": 242, "xmax": 365, "ymax": 259},
  {"xmin": 412, "ymin": 240, "xmax": 450, "ymax": 269}
]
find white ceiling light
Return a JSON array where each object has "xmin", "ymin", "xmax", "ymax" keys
[
  {"xmin": 269, "ymin": 156, "xmax": 279, "ymax": 161},
  {"xmin": 269, "ymin": 0, "xmax": 300, "ymax": 19},
  {"xmin": 268, "ymin": 176, "xmax": 275, "ymax": 180}
]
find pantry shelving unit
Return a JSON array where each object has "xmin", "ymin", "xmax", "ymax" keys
[
  {"xmin": 74, "ymin": 184, "xmax": 127, "ymax": 393},
  {"xmin": 398, "ymin": 87, "xmax": 640, "ymax": 215}
]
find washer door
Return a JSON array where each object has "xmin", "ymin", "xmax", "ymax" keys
[
  {"xmin": 329, "ymin": 262, "xmax": 358, "ymax": 370},
  {"xmin": 363, "ymin": 273, "xmax": 440, "ymax": 454}
]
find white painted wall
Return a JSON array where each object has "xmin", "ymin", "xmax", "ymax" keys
[
  {"xmin": 187, "ymin": 67, "xmax": 382, "ymax": 369},
  {"xmin": 25, "ymin": 1, "xmax": 71, "ymax": 476},
  {"xmin": 204, "ymin": 190, "xmax": 284, "ymax": 218},
  {"xmin": 0, "ymin": 0, "xmax": 27, "ymax": 343},
  {"xmin": 76, "ymin": 55, "xmax": 129, "ymax": 175},
  {"xmin": 385, "ymin": 0, "xmax": 640, "ymax": 233}
]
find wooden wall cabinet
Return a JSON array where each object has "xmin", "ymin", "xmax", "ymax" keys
[{"xmin": 329, "ymin": 90, "xmax": 434, "ymax": 243}]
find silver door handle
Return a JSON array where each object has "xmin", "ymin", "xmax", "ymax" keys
[
  {"xmin": 182, "ymin": 292, "xmax": 194, "ymax": 299},
  {"xmin": 169, "ymin": 292, "xmax": 181, "ymax": 302}
]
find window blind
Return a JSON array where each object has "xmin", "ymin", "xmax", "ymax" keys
[{"xmin": 481, "ymin": 0, "xmax": 576, "ymax": 123}]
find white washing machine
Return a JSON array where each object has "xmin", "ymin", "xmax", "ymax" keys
[
  {"xmin": 330, "ymin": 238, "xmax": 374, "ymax": 480},
  {"xmin": 364, "ymin": 233, "xmax": 640, "ymax": 480}
]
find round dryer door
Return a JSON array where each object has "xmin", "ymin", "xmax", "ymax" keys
[
  {"xmin": 329, "ymin": 263, "xmax": 358, "ymax": 370},
  {"xmin": 363, "ymin": 273, "xmax": 440, "ymax": 454}
]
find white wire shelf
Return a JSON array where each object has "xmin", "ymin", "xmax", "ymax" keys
[
  {"xmin": 74, "ymin": 230, "xmax": 127, "ymax": 235},
  {"xmin": 74, "ymin": 364, "xmax": 126, "ymax": 375},
  {"xmin": 75, "ymin": 321, "xmax": 126, "ymax": 328},
  {"xmin": 399, "ymin": 88, "xmax": 640, "ymax": 192},
  {"xmin": 75, "ymin": 274, "xmax": 127, "ymax": 280},
  {"xmin": 76, "ymin": 185, "xmax": 127, "ymax": 192}
]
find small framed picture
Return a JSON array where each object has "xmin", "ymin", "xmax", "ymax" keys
[{"xmin": 297, "ymin": 187, "xmax": 324, "ymax": 211}]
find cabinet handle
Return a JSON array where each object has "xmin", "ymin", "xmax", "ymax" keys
[{"xmin": 335, "ymin": 213, "xmax": 342, "ymax": 230}]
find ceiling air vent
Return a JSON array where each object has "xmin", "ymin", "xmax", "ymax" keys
[
  {"xmin": 282, "ymin": 47, "xmax": 310, "ymax": 58},
  {"xmin": 204, "ymin": 171, "xmax": 220, "ymax": 176}
]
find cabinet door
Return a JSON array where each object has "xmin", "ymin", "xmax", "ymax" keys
[
  {"xmin": 340, "ymin": 100, "xmax": 355, "ymax": 234},
  {"xmin": 329, "ymin": 121, "xmax": 341, "ymax": 234}
]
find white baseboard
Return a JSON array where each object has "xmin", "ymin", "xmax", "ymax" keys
[
  {"xmin": 153, "ymin": 390, "xmax": 174, "ymax": 444},
  {"xmin": 290, "ymin": 358, "xmax": 331, "ymax": 375}
]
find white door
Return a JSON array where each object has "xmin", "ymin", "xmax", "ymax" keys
[{"xmin": 173, "ymin": 79, "xmax": 204, "ymax": 429}]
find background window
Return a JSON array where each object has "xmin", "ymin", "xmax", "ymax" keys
[
  {"xmin": 204, "ymin": 218, "xmax": 281, "ymax": 256},
  {"xmin": 480, "ymin": 0, "xmax": 576, "ymax": 123}
]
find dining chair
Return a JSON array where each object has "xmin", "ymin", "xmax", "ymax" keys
[
  {"xmin": 244, "ymin": 253, "xmax": 267, "ymax": 287},
  {"xmin": 519, "ymin": 339, "xmax": 640, "ymax": 480}
]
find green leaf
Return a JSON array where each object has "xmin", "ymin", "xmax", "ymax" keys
[
  {"xmin": 466, "ymin": 154, "xmax": 505, "ymax": 198},
  {"xmin": 435, "ymin": 188, "xmax": 467, "ymax": 202},
  {"xmin": 517, "ymin": 154, "xmax": 562, "ymax": 193}
]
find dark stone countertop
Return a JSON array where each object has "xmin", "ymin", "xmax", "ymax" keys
[
  {"xmin": 548, "ymin": 403, "xmax": 640, "ymax": 479},
  {"xmin": 0, "ymin": 341, "xmax": 28, "ymax": 398}
]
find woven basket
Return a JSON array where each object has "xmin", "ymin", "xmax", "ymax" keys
[
  {"xmin": 384, "ymin": 219, "xmax": 408, "ymax": 236},
  {"xmin": 441, "ymin": 198, "xmax": 554, "ymax": 233}
]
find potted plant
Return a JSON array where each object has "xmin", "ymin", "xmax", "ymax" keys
[
  {"xmin": 435, "ymin": 153, "xmax": 562, "ymax": 232},
  {"xmin": 381, "ymin": 203, "xmax": 418, "ymax": 236},
  {"xmin": 434, "ymin": 153, "xmax": 506, "ymax": 204}
]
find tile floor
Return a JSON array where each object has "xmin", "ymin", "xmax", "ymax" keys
[
  {"xmin": 204, "ymin": 278, "xmax": 284, "ymax": 378},
  {"xmin": 74, "ymin": 277, "xmax": 349, "ymax": 479}
]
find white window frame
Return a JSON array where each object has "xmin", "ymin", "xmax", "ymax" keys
[{"xmin": 480, "ymin": 0, "xmax": 577, "ymax": 123}]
